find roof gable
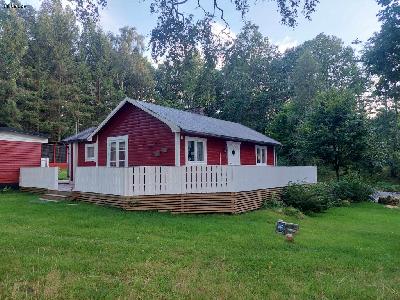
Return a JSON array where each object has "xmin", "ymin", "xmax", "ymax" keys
[{"xmin": 66, "ymin": 98, "xmax": 281, "ymax": 145}]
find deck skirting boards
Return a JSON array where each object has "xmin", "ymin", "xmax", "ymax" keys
[
  {"xmin": 20, "ymin": 186, "xmax": 283, "ymax": 214},
  {"xmin": 20, "ymin": 187, "xmax": 50, "ymax": 194},
  {"xmin": 72, "ymin": 188, "xmax": 283, "ymax": 214}
]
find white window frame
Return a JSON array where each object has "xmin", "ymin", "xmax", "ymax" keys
[
  {"xmin": 85, "ymin": 143, "xmax": 96, "ymax": 162},
  {"xmin": 107, "ymin": 135, "xmax": 128, "ymax": 167},
  {"xmin": 185, "ymin": 136, "xmax": 207, "ymax": 165},
  {"xmin": 255, "ymin": 145, "xmax": 267, "ymax": 166}
]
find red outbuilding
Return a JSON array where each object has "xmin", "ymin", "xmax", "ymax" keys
[
  {"xmin": 0, "ymin": 127, "xmax": 48, "ymax": 187},
  {"xmin": 63, "ymin": 98, "xmax": 281, "ymax": 182}
]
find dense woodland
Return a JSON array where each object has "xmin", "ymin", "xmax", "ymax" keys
[{"xmin": 0, "ymin": 0, "xmax": 399, "ymax": 180}]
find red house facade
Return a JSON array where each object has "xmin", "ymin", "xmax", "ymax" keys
[
  {"xmin": 64, "ymin": 98, "xmax": 280, "ymax": 182},
  {"xmin": 0, "ymin": 127, "xmax": 48, "ymax": 187}
]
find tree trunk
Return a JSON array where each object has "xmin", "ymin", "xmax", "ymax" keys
[
  {"xmin": 96, "ymin": 78, "xmax": 100, "ymax": 103},
  {"xmin": 334, "ymin": 151, "xmax": 340, "ymax": 180},
  {"xmin": 335, "ymin": 164, "xmax": 340, "ymax": 180},
  {"xmin": 390, "ymin": 99, "xmax": 399, "ymax": 177}
]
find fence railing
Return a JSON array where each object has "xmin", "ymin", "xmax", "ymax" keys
[
  {"xmin": 132, "ymin": 165, "xmax": 233, "ymax": 195},
  {"xmin": 74, "ymin": 165, "xmax": 317, "ymax": 196},
  {"xmin": 230, "ymin": 166, "xmax": 317, "ymax": 191},
  {"xmin": 74, "ymin": 167, "xmax": 133, "ymax": 196},
  {"xmin": 20, "ymin": 167, "xmax": 58, "ymax": 190}
]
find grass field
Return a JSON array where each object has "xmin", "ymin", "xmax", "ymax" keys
[
  {"xmin": 58, "ymin": 168, "xmax": 68, "ymax": 181},
  {"xmin": 0, "ymin": 192, "xmax": 399, "ymax": 299}
]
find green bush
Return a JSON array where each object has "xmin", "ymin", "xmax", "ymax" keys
[
  {"xmin": 281, "ymin": 206, "xmax": 305, "ymax": 219},
  {"xmin": 262, "ymin": 193, "xmax": 284, "ymax": 209},
  {"xmin": 281, "ymin": 183, "xmax": 333, "ymax": 214},
  {"xmin": 282, "ymin": 174, "xmax": 374, "ymax": 215},
  {"xmin": 331, "ymin": 174, "xmax": 373, "ymax": 203}
]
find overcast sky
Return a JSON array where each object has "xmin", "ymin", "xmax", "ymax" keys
[{"xmin": 27, "ymin": 0, "xmax": 382, "ymax": 55}]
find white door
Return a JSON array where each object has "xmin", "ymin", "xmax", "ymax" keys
[{"xmin": 227, "ymin": 141, "xmax": 241, "ymax": 165}]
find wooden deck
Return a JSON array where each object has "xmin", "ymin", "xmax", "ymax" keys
[{"xmin": 19, "ymin": 165, "xmax": 315, "ymax": 213}]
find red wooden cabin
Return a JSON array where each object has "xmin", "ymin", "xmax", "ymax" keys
[
  {"xmin": 0, "ymin": 127, "xmax": 48, "ymax": 187},
  {"xmin": 63, "ymin": 98, "xmax": 281, "ymax": 182}
]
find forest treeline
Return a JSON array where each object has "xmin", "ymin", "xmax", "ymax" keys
[{"xmin": 0, "ymin": 0, "xmax": 399, "ymax": 179}]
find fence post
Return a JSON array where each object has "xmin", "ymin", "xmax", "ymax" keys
[{"xmin": 126, "ymin": 168, "xmax": 133, "ymax": 196}]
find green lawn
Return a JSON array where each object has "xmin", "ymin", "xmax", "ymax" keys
[
  {"xmin": 0, "ymin": 192, "xmax": 399, "ymax": 299},
  {"xmin": 58, "ymin": 168, "xmax": 68, "ymax": 181}
]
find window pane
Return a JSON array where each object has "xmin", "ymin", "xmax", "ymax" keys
[
  {"xmin": 197, "ymin": 141, "xmax": 204, "ymax": 161},
  {"xmin": 118, "ymin": 141, "xmax": 126, "ymax": 167},
  {"xmin": 119, "ymin": 150, "xmax": 125, "ymax": 161},
  {"xmin": 87, "ymin": 146, "xmax": 94, "ymax": 159},
  {"xmin": 110, "ymin": 142, "xmax": 116, "ymax": 162},
  {"xmin": 261, "ymin": 149, "xmax": 266, "ymax": 163},
  {"xmin": 119, "ymin": 140, "xmax": 126, "ymax": 162},
  {"xmin": 256, "ymin": 148, "xmax": 261, "ymax": 164},
  {"xmin": 110, "ymin": 161, "xmax": 116, "ymax": 167},
  {"xmin": 188, "ymin": 141, "xmax": 195, "ymax": 161}
]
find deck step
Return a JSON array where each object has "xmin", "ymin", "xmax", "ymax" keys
[
  {"xmin": 48, "ymin": 190, "xmax": 72, "ymax": 196},
  {"xmin": 40, "ymin": 193, "xmax": 70, "ymax": 201}
]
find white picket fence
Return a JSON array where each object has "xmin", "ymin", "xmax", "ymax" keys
[
  {"xmin": 74, "ymin": 165, "xmax": 317, "ymax": 196},
  {"xmin": 20, "ymin": 167, "xmax": 58, "ymax": 190},
  {"xmin": 132, "ymin": 165, "xmax": 233, "ymax": 195}
]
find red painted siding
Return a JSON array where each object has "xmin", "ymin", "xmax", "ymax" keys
[
  {"xmin": 180, "ymin": 134, "xmax": 269, "ymax": 166},
  {"xmin": 240, "ymin": 142, "xmax": 256, "ymax": 165},
  {"xmin": 0, "ymin": 140, "xmax": 42, "ymax": 184},
  {"xmin": 70, "ymin": 143, "xmax": 74, "ymax": 181},
  {"xmin": 207, "ymin": 137, "xmax": 228, "ymax": 165},
  {"xmin": 180, "ymin": 134, "xmax": 185, "ymax": 166},
  {"xmin": 179, "ymin": 134, "xmax": 278, "ymax": 166},
  {"xmin": 77, "ymin": 142, "xmax": 96, "ymax": 167},
  {"xmin": 96, "ymin": 103, "xmax": 176, "ymax": 166},
  {"xmin": 267, "ymin": 146, "xmax": 275, "ymax": 166},
  {"xmin": 180, "ymin": 134, "xmax": 228, "ymax": 165},
  {"xmin": 75, "ymin": 103, "xmax": 277, "ymax": 167}
]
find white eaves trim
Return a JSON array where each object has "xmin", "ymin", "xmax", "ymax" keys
[{"xmin": 87, "ymin": 98, "xmax": 181, "ymax": 141}]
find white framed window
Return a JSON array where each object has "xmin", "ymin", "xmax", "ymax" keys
[
  {"xmin": 256, "ymin": 146, "xmax": 267, "ymax": 165},
  {"xmin": 185, "ymin": 137, "xmax": 207, "ymax": 164},
  {"xmin": 107, "ymin": 135, "xmax": 128, "ymax": 167},
  {"xmin": 85, "ymin": 144, "xmax": 96, "ymax": 162}
]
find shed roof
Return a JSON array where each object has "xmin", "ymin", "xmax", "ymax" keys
[
  {"xmin": 0, "ymin": 127, "xmax": 48, "ymax": 138},
  {"xmin": 62, "ymin": 127, "xmax": 96, "ymax": 143},
  {"xmin": 64, "ymin": 98, "xmax": 281, "ymax": 146}
]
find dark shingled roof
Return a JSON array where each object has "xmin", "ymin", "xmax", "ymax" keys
[
  {"xmin": 63, "ymin": 99, "xmax": 281, "ymax": 146},
  {"xmin": 131, "ymin": 99, "xmax": 281, "ymax": 145},
  {"xmin": 0, "ymin": 127, "xmax": 48, "ymax": 138},
  {"xmin": 62, "ymin": 127, "xmax": 96, "ymax": 143}
]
